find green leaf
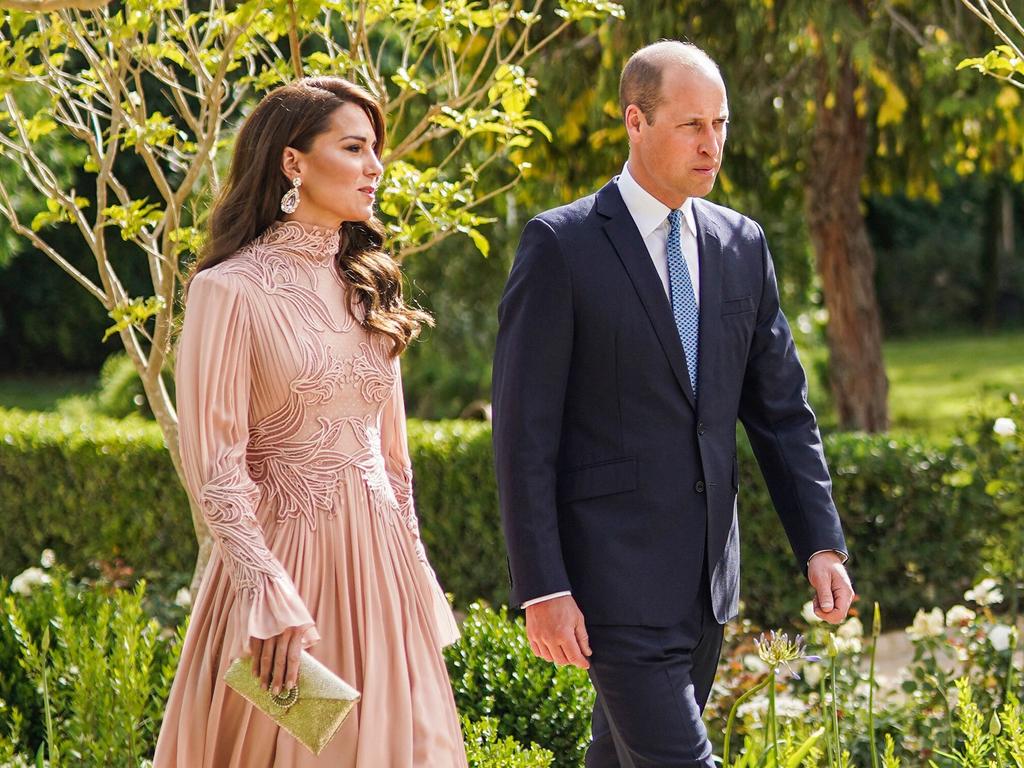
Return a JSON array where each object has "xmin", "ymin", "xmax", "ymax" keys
[
  {"xmin": 784, "ymin": 727, "xmax": 825, "ymax": 767},
  {"xmin": 468, "ymin": 228, "xmax": 490, "ymax": 257}
]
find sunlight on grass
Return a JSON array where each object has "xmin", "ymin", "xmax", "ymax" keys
[
  {"xmin": 0, "ymin": 374, "xmax": 95, "ymax": 412},
  {"xmin": 885, "ymin": 331, "xmax": 1023, "ymax": 438}
]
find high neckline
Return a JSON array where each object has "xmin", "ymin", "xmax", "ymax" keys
[{"xmin": 262, "ymin": 220, "xmax": 341, "ymax": 263}]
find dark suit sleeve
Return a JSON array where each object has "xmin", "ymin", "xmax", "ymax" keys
[
  {"xmin": 738, "ymin": 224, "xmax": 847, "ymax": 573},
  {"xmin": 492, "ymin": 217, "xmax": 574, "ymax": 605}
]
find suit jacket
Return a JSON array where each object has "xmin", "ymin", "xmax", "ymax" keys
[{"xmin": 492, "ymin": 179, "xmax": 847, "ymax": 626}]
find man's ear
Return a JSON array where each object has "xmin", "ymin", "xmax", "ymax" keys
[
  {"xmin": 281, "ymin": 146, "xmax": 303, "ymax": 180},
  {"xmin": 624, "ymin": 104, "xmax": 645, "ymax": 142}
]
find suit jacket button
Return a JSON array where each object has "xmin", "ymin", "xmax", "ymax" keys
[
  {"xmin": 695, "ymin": 480, "xmax": 706, "ymax": 493},
  {"xmin": 697, "ymin": 421, "xmax": 706, "ymax": 436}
]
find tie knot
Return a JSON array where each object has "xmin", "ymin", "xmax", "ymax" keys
[{"xmin": 668, "ymin": 208, "xmax": 683, "ymax": 234}]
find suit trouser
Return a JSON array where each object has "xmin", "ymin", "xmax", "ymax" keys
[{"xmin": 583, "ymin": 585, "xmax": 724, "ymax": 768}]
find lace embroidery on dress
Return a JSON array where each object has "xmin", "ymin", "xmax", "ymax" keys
[
  {"xmin": 247, "ymin": 332, "xmax": 402, "ymax": 528},
  {"xmin": 387, "ymin": 465, "xmax": 428, "ymax": 563},
  {"xmin": 198, "ymin": 464, "xmax": 285, "ymax": 597},
  {"xmin": 227, "ymin": 220, "xmax": 431, "ymax": 569}
]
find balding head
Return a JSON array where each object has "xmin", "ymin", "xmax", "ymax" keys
[{"xmin": 619, "ymin": 41, "xmax": 722, "ymax": 125}]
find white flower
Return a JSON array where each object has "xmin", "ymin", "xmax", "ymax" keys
[
  {"xmin": 39, "ymin": 549, "xmax": 56, "ymax": 569},
  {"xmin": 173, "ymin": 588, "xmax": 192, "ymax": 609},
  {"xmin": 833, "ymin": 635, "xmax": 863, "ymax": 655},
  {"xmin": 737, "ymin": 692, "xmax": 808, "ymax": 723},
  {"xmin": 945, "ymin": 605, "xmax": 976, "ymax": 627},
  {"xmin": 993, "ymin": 417, "xmax": 1017, "ymax": 437},
  {"xmin": 906, "ymin": 607, "xmax": 945, "ymax": 641},
  {"xmin": 10, "ymin": 567, "xmax": 52, "ymax": 597},
  {"xmin": 803, "ymin": 662, "xmax": 823, "ymax": 687},
  {"xmin": 838, "ymin": 616, "xmax": 864, "ymax": 639},
  {"xmin": 989, "ymin": 624, "xmax": 1014, "ymax": 652},
  {"xmin": 965, "ymin": 578, "xmax": 1004, "ymax": 607},
  {"xmin": 801, "ymin": 600, "xmax": 822, "ymax": 624}
]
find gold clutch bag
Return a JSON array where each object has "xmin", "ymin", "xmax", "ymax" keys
[{"xmin": 223, "ymin": 651, "xmax": 360, "ymax": 755}]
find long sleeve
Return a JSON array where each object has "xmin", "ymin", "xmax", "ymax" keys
[
  {"xmin": 492, "ymin": 217, "xmax": 574, "ymax": 606},
  {"xmin": 737, "ymin": 226, "xmax": 847, "ymax": 571},
  {"xmin": 381, "ymin": 357, "xmax": 459, "ymax": 647},
  {"xmin": 176, "ymin": 269, "xmax": 318, "ymax": 658}
]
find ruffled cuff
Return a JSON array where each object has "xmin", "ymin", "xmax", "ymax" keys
[
  {"xmin": 229, "ymin": 573, "xmax": 319, "ymax": 660},
  {"xmin": 388, "ymin": 465, "xmax": 459, "ymax": 647},
  {"xmin": 427, "ymin": 570, "xmax": 460, "ymax": 648}
]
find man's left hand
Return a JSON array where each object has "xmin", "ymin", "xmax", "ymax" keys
[{"xmin": 807, "ymin": 551, "xmax": 854, "ymax": 624}]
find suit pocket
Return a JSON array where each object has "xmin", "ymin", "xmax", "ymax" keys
[
  {"xmin": 557, "ymin": 457, "xmax": 637, "ymax": 503},
  {"xmin": 721, "ymin": 296, "xmax": 755, "ymax": 316}
]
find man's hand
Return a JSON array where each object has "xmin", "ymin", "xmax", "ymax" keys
[
  {"xmin": 808, "ymin": 551, "xmax": 854, "ymax": 624},
  {"xmin": 525, "ymin": 595, "xmax": 592, "ymax": 670}
]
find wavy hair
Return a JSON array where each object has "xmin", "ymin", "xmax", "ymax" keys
[{"xmin": 189, "ymin": 76, "xmax": 431, "ymax": 356}]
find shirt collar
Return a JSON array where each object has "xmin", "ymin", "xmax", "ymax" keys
[{"xmin": 617, "ymin": 162, "xmax": 697, "ymax": 239}]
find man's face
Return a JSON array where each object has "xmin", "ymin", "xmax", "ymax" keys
[{"xmin": 626, "ymin": 64, "xmax": 729, "ymax": 209}]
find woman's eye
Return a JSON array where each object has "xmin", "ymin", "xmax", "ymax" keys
[{"xmin": 345, "ymin": 145, "xmax": 362, "ymax": 153}]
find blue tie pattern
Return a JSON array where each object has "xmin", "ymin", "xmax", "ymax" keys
[{"xmin": 667, "ymin": 209, "xmax": 699, "ymax": 395}]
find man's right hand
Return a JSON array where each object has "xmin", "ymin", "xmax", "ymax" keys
[{"xmin": 525, "ymin": 595, "xmax": 592, "ymax": 670}]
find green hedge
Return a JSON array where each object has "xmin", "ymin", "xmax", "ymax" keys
[{"xmin": 0, "ymin": 407, "xmax": 998, "ymax": 626}]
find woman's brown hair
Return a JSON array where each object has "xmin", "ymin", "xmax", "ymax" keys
[{"xmin": 190, "ymin": 76, "xmax": 431, "ymax": 356}]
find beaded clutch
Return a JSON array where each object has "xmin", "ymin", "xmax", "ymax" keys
[{"xmin": 224, "ymin": 651, "xmax": 360, "ymax": 755}]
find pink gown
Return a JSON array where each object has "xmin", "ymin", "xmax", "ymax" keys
[{"xmin": 154, "ymin": 221, "xmax": 467, "ymax": 767}]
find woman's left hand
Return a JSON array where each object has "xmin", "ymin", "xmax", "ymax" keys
[{"xmin": 249, "ymin": 626, "xmax": 306, "ymax": 696}]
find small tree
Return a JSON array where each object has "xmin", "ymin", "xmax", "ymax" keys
[{"xmin": 0, "ymin": 0, "xmax": 624, "ymax": 587}]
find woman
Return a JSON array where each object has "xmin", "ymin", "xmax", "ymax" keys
[{"xmin": 154, "ymin": 77, "xmax": 467, "ymax": 767}]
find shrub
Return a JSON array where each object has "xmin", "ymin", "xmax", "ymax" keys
[
  {"xmin": 462, "ymin": 716, "xmax": 554, "ymax": 767},
  {"xmin": 0, "ymin": 566, "xmax": 182, "ymax": 765},
  {"xmin": 445, "ymin": 603, "xmax": 594, "ymax": 768},
  {"xmin": 0, "ymin": 408, "xmax": 195, "ymax": 597},
  {"xmin": 0, "ymin": 407, "xmax": 1004, "ymax": 626}
]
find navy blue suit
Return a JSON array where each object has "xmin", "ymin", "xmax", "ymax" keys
[{"xmin": 492, "ymin": 180, "xmax": 847, "ymax": 766}]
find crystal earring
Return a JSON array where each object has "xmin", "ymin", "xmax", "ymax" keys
[{"xmin": 280, "ymin": 176, "xmax": 301, "ymax": 214}]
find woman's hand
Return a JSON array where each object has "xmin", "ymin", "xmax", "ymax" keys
[{"xmin": 249, "ymin": 626, "xmax": 306, "ymax": 696}]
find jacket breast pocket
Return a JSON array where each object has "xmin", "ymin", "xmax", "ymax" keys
[
  {"xmin": 557, "ymin": 457, "xmax": 637, "ymax": 504},
  {"xmin": 721, "ymin": 296, "xmax": 755, "ymax": 316}
]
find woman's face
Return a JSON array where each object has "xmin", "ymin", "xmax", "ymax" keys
[{"xmin": 281, "ymin": 102, "xmax": 383, "ymax": 228}]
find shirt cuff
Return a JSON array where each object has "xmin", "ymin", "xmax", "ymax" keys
[
  {"xmin": 807, "ymin": 549, "xmax": 849, "ymax": 568},
  {"xmin": 522, "ymin": 591, "xmax": 572, "ymax": 609}
]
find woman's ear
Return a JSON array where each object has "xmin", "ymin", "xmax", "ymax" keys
[{"xmin": 281, "ymin": 146, "xmax": 303, "ymax": 180}]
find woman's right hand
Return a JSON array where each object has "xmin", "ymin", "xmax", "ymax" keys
[{"xmin": 249, "ymin": 626, "xmax": 307, "ymax": 696}]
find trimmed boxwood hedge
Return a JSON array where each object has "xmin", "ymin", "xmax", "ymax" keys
[{"xmin": 0, "ymin": 407, "xmax": 996, "ymax": 626}]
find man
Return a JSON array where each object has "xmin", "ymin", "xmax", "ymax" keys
[{"xmin": 492, "ymin": 41, "xmax": 854, "ymax": 767}]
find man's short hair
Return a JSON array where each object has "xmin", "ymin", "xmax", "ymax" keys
[{"xmin": 619, "ymin": 41, "xmax": 721, "ymax": 124}]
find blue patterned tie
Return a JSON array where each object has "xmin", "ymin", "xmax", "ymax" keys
[{"xmin": 667, "ymin": 209, "xmax": 699, "ymax": 395}]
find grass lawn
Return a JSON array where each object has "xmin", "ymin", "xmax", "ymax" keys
[
  {"xmin": 885, "ymin": 330, "xmax": 1023, "ymax": 438},
  {"xmin": 0, "ymin": 373, "xmax": 95, "ymax": 412}
]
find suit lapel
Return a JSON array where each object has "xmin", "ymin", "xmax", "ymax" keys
[
  {"xmin": 598, "ymin": 181, "xmax": 696, "ymax": 409},
  {"xmin": 693, "ymin": 199, "xmax": 722, "ymax": 406}
]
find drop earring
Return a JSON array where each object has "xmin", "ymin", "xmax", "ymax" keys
[{"xmin": 280, "ymin": 176, "xmax": 301, "ymax": 214}]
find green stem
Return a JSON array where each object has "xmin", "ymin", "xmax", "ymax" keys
[
  {"xmin": 40, "ymin": 627, "xmax": 58, "ymax": 768},
  {"xmin": 768, "ymin": 669, "xmax": 779, "ymax": 767},
  {"xmin": 821, "ymin": 670, "xmax": 836, "ymax": 768},
  {"xmin": 869, "ymin": 634, "xmax": 879, "ymax": 768},
  {"xmin": 722, "ymin": 676, "xmax": 771, "ymax": 767},
  {"xmin": 831, "ymin": 652, "xmax": 842, "ymax": 767}
]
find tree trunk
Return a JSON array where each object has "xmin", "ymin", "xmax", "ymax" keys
[{"xmin": 804, "ymin": 50, "xmax": 889, "ymax": 432}]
